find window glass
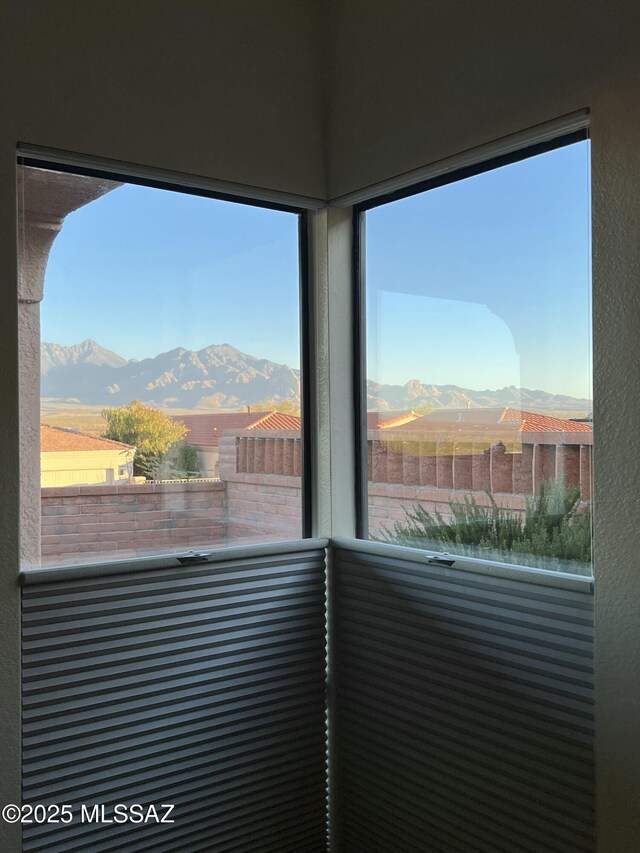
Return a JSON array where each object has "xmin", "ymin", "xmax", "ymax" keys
[
  {"xmin": 18, "ymin": 164, "xmax": 303, "ymax": 568},
  {"xmin": 362, "ymin": 140, "xmax": 592, "ymax": 575}
]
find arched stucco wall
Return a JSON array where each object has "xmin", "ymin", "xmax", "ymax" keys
[{"xmin": 18, "ymin": 167, "xmax": 120, "ymax": 570}]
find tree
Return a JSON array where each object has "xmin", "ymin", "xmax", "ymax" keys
[
  {"xmin": 102, "ymin": 400, "xmax": 188, "ymax": 478},
  {"xmin": 251, "ymin": 398, "xmax": 301, "ymax": 416}
]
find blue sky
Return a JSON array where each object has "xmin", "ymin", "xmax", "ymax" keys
[
  {"xmin": 366, "ymin": 140, "xmax": 592, "ymax": 398},
  {"xmin": 42, "ymin": 186, "xmax": 301, "ymax": 367},
  {"xmin": 41, "ymin": 139, "xmax": 591, "ymax": 398}
]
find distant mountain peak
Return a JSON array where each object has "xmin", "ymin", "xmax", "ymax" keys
[
  {"xmin": 40, "ymin": 339, "xmax": 590, "ymax": 416},
  {"xmin": 41, "ymin": 340, "xmax": 128, "ymax": 374}
]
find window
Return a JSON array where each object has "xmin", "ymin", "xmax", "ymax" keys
[
  {"xmin": 18, "ymin": 160, "xmax": 307, "ymax": 569},
  {"xmin": 358, "ymin": 138, "xmax": 593, "ymax": 575}
]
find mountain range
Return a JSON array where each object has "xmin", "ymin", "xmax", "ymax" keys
[{"xmin": 41, "ymin": 340, "xmax": 592, "ymax": 414}]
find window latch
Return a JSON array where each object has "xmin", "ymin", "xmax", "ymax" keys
[
  {"xmin": 425, "ymin": 555, "xmax": 456, "ymax": 567},
  {"xmin": 177, "ymin": 551, "xmax": 213, "ymax": 565}
]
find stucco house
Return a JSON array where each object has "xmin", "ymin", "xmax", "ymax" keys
[{"xmin": 40, "ymin": 425, "xmax": 135, "ymax": 487}]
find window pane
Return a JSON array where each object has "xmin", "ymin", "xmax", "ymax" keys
[
  {"xmin": 18, "ymin": 164, "xmax": 303, "ymax": 569},
  {"xmin": 363, "ymin": 141, "xmax": 592, "ymax": 575}
]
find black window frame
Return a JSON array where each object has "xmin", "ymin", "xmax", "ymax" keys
[
  {"xmin": 18, "ymin": 155, "xmax": 313, "ymax": 562},
  {"xmin": 352, "ymin": 128, "xmax": 590, "ymax": 541}
]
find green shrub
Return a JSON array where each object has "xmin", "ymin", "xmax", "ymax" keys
[{"xmin": 381, "ymin": 479, "xmax": 591, "ymax": 571}]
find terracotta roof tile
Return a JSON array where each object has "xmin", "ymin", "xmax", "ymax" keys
[
  {"xmin": 173, "ymin": 412, "xmax": 301, "ymax": 447},
  {"xmin": 41, "ymin": 425, "xmax": 134, "ymax": 452},
  {"xmin": 384, "ymin": 407, "xmax": 592, "ymax": 433},
  {"xmin": 247, "ymin": 412, "xmax": 301, "ymax": 432},
  {"xmin": 500, "ymin": 408, "xmax": 592, "ymax": 432}
]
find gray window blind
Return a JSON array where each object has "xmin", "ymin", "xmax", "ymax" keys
[
  {"xmin": 331, "ymin": 539, "xmax": 594, "ymax": 853},
  {"xmin": 22, "ymin": 541, "xmax": 328, "ymax": 853}
]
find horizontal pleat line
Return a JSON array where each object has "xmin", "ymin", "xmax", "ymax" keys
[
  {"xmin": 336, "ymin": 554, "xmax": 593, "ymax": 621},
  {"xmin": 22, "ymin": 598, "xmax": 322, "ymax": 646},
  {"xmin": 339, "ymin": 725, "xmax": 592, "ymax": 836},
  {"xmin": 335, "ymin": 550, "xmax": 592, "ymax": 606},
  {"xmin": 337, "ymin": 731, "xmax": 591, "ymax": 847},
  {"xmin": 337, "ymin": 640, "xmax": 593, "ymax": 723},
  {"xmin": 339, "ymin": 684, "xmax": 591, "ymax": 800},
  {"xmin": 337, "ymin": 600, "xmax": 592, "ymax": 670},
  {"xmin": 24, "ymin": 772, "xmax": 326, "ymax": 850},
  {"xmin": 341, "ymin": 793, "xmax": 506, "ymax": 853},
  {"xmin": 338, "ymin": 654, "xmax": 593, "ymax": 736},
  {"xmin": 23, "ymin": 761, "xmax": 325, "ymax": 843},
  {"xmin": 339, "ymin": 626, "xmax": 592, "ymax": 703},
  {"xmin": 338, "ymin": 659, "xmax": 593, "ymax": 752},
  {"xmin": 23, "ymin": 623, "xmax": 326, "ymax": 684},
  {"xmin": 337, "ymin": 578, "xmax": 593, "ymax": 644},
  {"xmin": 23, "ymin": 644, "xmax": 324, "ymax": 703},
  {"xmin": 338, "ymin": 683, "xmax": 592, "ymax": 776},
  {"xmin": 24, "ymin": 736, "xmax": 325, "ymax": 805},
  {"xmin": 22, "ymin": 609, "xmax": 325, "ymax": 664},
  {"xmin": 129, "ymin": 817, "xmax": 327, "ymax": 853},
  {"xmin": 22, "ymin": 581, "xmax": 326, "ymax": 633},
  {"xmin": 338, "ymin": 689, "xmax": 592, "ymax": 792},
  {"xmin": 24, "ymin": 788, "xmax": 327, "ymax": 853},
  {"xmin": 336, "ymin": 594, "xmax": 592, "ymax": 662},
  {"xmin": 24, "ymin": 672, "xmax": 324, "ymax": 743},
  {"xmin": 338, "ymin": 713, "xmax": 592, "ymax": 818},
  {"xmin": 22, "ymin": 574, "xmax": 326, "ymax": 625},
  {"xmin": 24, "ymin": 699, "xmax": 324, "ymax": 773},
  {"xmin": 340, "ymin": 799, "xmax": 588, "ymax": 853},
  {"xmin": 339, "ymin": 775, "xmax": 587, "ymax": 853},
  {"xmin": 126, "ymin": 808, "xmax": 328, "ymax": 853},
  {"xmin": 24, "ymin": 710, "xmax": 326, "ymax": 787},
  {"xmin": 24, "ymin": 666, "xmax": 323, "ymax": 735},
  {"xmin": 24, "ymin": 661, "xmax": 325, "ymax": 724}
]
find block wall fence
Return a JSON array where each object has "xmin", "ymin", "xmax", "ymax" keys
[{"xmin": 39, "ymin": 430, "xmax": 592, "ymax": 564}]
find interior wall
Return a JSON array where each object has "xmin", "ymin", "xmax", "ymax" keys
[
  {"xmin": 327, "ymin": 0, "xmax": 640, "ymax": 199},
  {"xmin": 327, "ymin": 4, "xmax": 640, "ymax": 850},
  {"xmin": 0, "ymin": 3, "xmax": 326, "ymax": 848},
  {"xmin": 0, "ymin": 0, "xmax": 326, "ymax": 198}
]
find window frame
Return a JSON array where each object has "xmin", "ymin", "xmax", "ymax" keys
[
  {"xmin": 352, "ymin": 129, "xmax": 591, "ymax": 548},
  {"xmin": 18, "ymin": 154, "xmax": 313, "ymax": 570}
]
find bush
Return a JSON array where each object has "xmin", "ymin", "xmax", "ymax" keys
[{"xmin": 381, "ymin": 479, "xmax": 592, "ymax": 571}]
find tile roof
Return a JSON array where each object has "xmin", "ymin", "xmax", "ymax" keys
[
  {"xmin": 173, "ymin": 412, "xmax": 301, "ymax": 447},
  {"xmin": 500, "ymin": 408, "xmax": 592, "ymax": 432},
  {"xmin": 41, "ymin": 425, "xmax": 134, "ymax": 452},
  {"xmin": 384, "ymin": 407, "xmax": 592, "ymax": 433}
]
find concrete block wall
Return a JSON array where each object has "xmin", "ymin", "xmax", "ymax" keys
[
  {"xmin": 222, "ymin": 473, "xmax": 303, "ymax": 545},
  {"xmin": 41, "ymin": 480, "xmax": 226, "ymax": 566}
]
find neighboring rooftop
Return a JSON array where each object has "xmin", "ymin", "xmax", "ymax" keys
[
  {"xmin": 41, "ymin": 425, "xmax": 134, "ymax": 452},
  {"xmin": 389, "ymin": 407, "xmax": 593, "ymax": 433},
  {"xmin": 174, "ymin": 411, "xmax": 302, "ymax": 448}
]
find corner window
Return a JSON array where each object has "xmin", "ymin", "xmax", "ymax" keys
[
  {"xmin": 18, "ymin": 160, "xmax": 306, "ymax": 569},
  {"xmin": 358, "ymin": 138, "xmax": 593, "ymax": 575}
]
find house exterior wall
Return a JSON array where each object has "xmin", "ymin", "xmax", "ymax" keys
[{"xmin": 41, "ymin": 449, "xmax": 134, "ymax": 488}]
